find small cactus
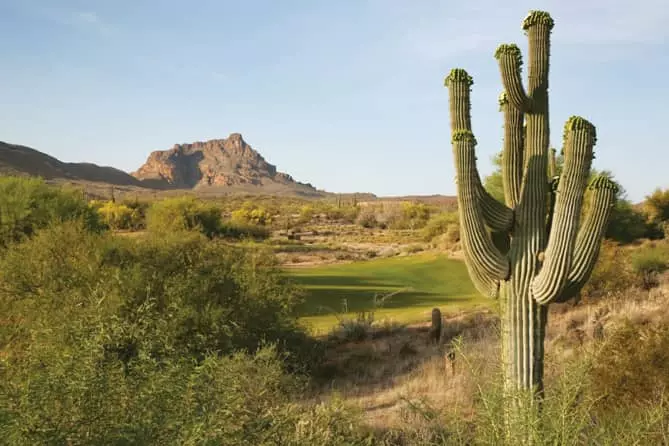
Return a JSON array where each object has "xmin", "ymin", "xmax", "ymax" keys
[{"xmin": 428, "ymin": 307, "xmax": 442, "ymax": 345}]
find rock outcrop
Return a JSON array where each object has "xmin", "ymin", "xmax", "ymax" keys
[{"xmin": 132, "ymin": 134, "xmax": 318, "ymax": 193}]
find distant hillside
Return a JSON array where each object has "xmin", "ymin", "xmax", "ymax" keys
[
  {"xmin": 0, "ymin": 141, "xmax": 148, "ymax": 187},
  {"xmin": 0, "ymin": 138, "xmax": 455, "ymax": 203},
  {"xmin": 131, "ymin": 133, "xmax": 325, "ymax": 198},
  {"xmin": 0, "ymin": 136, "xmax": 326, "ymax": 198}
]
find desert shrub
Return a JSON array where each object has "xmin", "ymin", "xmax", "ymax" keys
[
  {"xmin": 631, "ymin": 244, "xmax": 669, "ymax": 289},
  {"xmin": 0, "ymin": 224, "xmax": 318, "ymax": 369},
  {"xmin": 459, "ymin": 353, "xmax": 669, "ymax": 445},
  {"xmin": 122, "ymin": 198, "xmax": 150, "ymax": 229},
  {"xmin": 372, "ymin": 202, "xmax": 432, "ymax": 230},
  {"xmin": 146, "ymin": 196, "xmax": 222, "ymax": 237},
  {"xmin": 330, "ymin": 311, "xmax": 377, "ymax": 343},
  {"xmin": 0, "ymin": 336, "xmax": 368, "ymax": 446},
  {"xmin": 581, "ymin": 240, "xmax": 636, "ymax": 299},
  {"xmin": 230, "ymin": 201, "xmax": 272, "ymax": 226},
  {"xmin": 590, "ymin": 320, "xmax": 669, "ymax": 411},
  {"xmin": 643, "ymin": 187, "xmax": 669, "ymax": 225},
  {"xmin": 422, "ymin": 211, "xmax": 459, "ymax": 241},
  {"xmin": 95, "ymin": 200, "xmax": 134, "ymax": 230},
  {"xmin": 0, "ymin": 224, "xmax": 355, "ymax": 442},
  {"xmin": 356, "ymin": 208, "xmax": 378, "ymax": 228},
  {"xmin": 398, "ymin": 202, "xmax": 431, "ymax": 230},
  {"xmin": 0, "ymin": 176, "xmax": 101, "ymax": 247},
  {"xmin": 324, "ymin": 205, "xmax": 359, "ymax": 223},
  {"xmin": 219, "ymin": 220, "xmax": 271, "ymax": 240},
  {"xmin": 298, "ymin": 205, "xmax": 315, "ymax": 224},
  {"xmin": 605, "ymin": 199, "xmax": 656, "ymax": 243}
]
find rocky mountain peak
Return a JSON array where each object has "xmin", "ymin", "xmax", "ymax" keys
[{"xmin": 131, "ymin": 133, "xmax": 307, "ymax": 191}]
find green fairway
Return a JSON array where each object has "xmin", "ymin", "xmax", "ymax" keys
[{"xmin": 287, "ymin": 253, "xmax": 490, "ymax": 333}]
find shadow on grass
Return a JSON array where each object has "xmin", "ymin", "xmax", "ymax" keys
[
  {"xmin": 289, "ymin": 254, "xmax": 479, "ymax": 318},
  {"xmin": 294, "ymin": 277, "xmax": 476, "ymax": 316}
]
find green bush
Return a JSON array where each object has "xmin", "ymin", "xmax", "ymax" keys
[
  {"xmin": 1, "ymin": 338, "xmax": 368, "ymax": 445},
  {"xmin": 397, "ymin": 202, "xmax": 431, "ymax": 230},
  {"xmin": 146, "ymin": 196, "xmax": 222, "ymax": 237},
  {"xmin": 95, "ymin": 200, "xmax": 134, "ymax": 230},
  {"xmin": 324, "ymin": 205, "xmax": 359, "ymax": 223},
  {"xmin": 581, "ymin": 241, "xmax": 636, "ymax": 299},
  {"xmin": 0, "ymin": 224, "xmax": 364, "ymax": 444},
  {"xmin": 643, "ymin": 187, "xmax": 669, "ymax": 225},
  {"xmin": 297, "ymin": 205, "xmax": 315, "ymax": 224},
  {"xmin": 122, "ymin": 198, "xmax": 150, "ymax": 230},
  {"xmin": 0, "ymin": 176, "xmax": 101, "ymax": 247},
  {"xmin": 631, "ymin": 244, "xmax": 669, "ymax": 289},
  {"xmin": 230, "ymin": 201, "xmax": 273, "ymax": 226},
  {"xmin": 0, "ymin": 225, "xmax": 318, "ymax": 369},
  {"xmin": 421, "ymin": 211, "xmax": 459, "ymax": 241},
  {"xmin": 606, "ymin": 200, "xmax": 656, "ymax": 243},
  {"xmin": 220, "ymin": 220, "xmax": 271, "ymax": 240}
]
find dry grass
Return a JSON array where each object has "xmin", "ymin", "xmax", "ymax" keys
[
  {"xmin": 311, "ymin": 274, "xmax": 669, "ymax": 435},
  {"xmin": 312, "ymin": 310, "xmax": 499, "ymax": 430}
]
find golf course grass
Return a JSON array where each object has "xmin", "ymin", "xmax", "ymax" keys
[{"xmin": 288, "ymin": 252, "xmax": 490, "ymax": 334}]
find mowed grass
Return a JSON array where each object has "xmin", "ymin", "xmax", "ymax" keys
[{"xmin": 288, "ymin": 252, "xmax": 490, "ymax": 334}]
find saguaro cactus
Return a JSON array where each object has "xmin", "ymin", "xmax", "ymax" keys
[{"xmin": 444, "ymin": 11, "xmax": 617, "ymax": 394}]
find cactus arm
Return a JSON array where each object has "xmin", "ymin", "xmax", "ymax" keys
[
  {"xmin": 445, "ymin": 68, "xmax": 474, "ymax": 131},
  {"xmin": 445, "ymin": 69, "xmax": 510, "ymax": 296},
  {"xmin": 531, "ymin": 117, "xmax": 596, "ymax": 304},
  {"xmin": 523, "ymin": 10, "xmax": 554, "ymax": 105},
  {"xmin": 495, "ymin": 44, "xmax": 530, "ymax": 112},
  {"xmin": 499, "ymin": 92, "xmax": 524, "ymax": 208},
  {"xmin": 453, "ymin": 131, "xmax": 510, "ymax": 296},
  {"xmin": 556, "ymin": 176, "xmax": 618, "ymax": 302},
  {"xmin": 476, "ymin": 174, "xmax": 514, "ymax": 231}
]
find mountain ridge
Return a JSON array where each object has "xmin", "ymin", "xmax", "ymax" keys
[
  {"xmin": 0, "ymin": 137, "xmax": 457, "ymax": 203},
  {"xmin": 0, "ymin": 135, "xmax": 325, "ymax": 197}
]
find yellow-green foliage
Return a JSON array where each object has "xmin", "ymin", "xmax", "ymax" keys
[
  {"xmin": 298, "ymin": 205, "xmax": 315, "ymax": 224},
  {"xmin": 94, "ymin": 200, "xmax": 135, "ymax": 230},
  {"xmin": 421, "ymin": 211, "xmax": 459, "ymax": 241},
  {"xmin": 0, "ymin": 176, "xmax": 101, "ymax": 247},
  {"xmin": 395, "ymin": 202, "xmax": 431, "ymax": 229},
  {"xmin": 146, "ymin": 196, "xmax": 222, "ymax": 237},
  {"xmin": 581, "ymin": 241, "xmax": 635, "ymax": 299},
  {"xmin": 353, "ymin": 202, "xmax": 434, "ymax": 230},
  {"xmin": 630, "ymin": 242, "xmax": 669, "ymax": 289},
  {"xmin": 643, "ymin": 187, "xmax": 669, "ymax": 224},
  {"xmin": 323, "ymin": 204, "xmax": 359, "ymax": 223},
  {"xmin": 230, "ymin": 201, "xmax": 273, "ymax": 226},
  {"xmin": 0, "ymin": 225, "xmax": 375, "ymax": 444}
]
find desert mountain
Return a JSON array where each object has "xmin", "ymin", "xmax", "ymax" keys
[
  {"xmin": 0, "ymin": 135, "xmax": 326, "ymax": 197},
  {"xmin": 0, "ymin": 141, "xmax": 146, "ymax": 187},
  {"xmin": 131, "ymin": 133, "xmax": 323, "ymax": 196}
]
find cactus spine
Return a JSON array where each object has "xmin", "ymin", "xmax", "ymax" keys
[{"xmin": 444, "ymin": 11, "xmax": 617, "ymax": 394}]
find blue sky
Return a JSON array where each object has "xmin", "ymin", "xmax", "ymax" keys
[{"xmin": 1, "ymin": 0, "xmax": 667, "ymax": 201}]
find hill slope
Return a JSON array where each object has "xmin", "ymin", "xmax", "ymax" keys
[{"xmin": 0, "ymin": 141, "xmax": 147, "ymax": 187}]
